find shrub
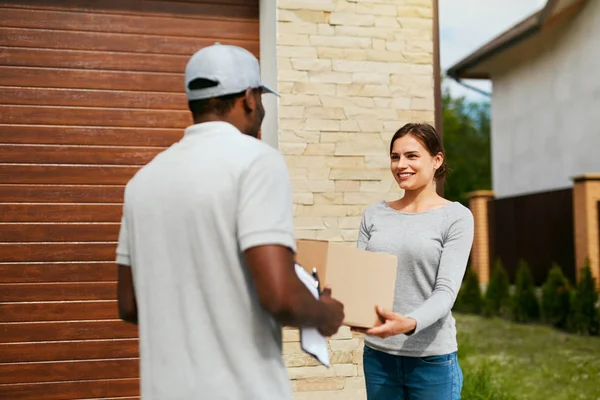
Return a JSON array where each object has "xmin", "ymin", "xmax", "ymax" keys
[
  {"xmin": 511, "ymin": 260, "xmax": 540, "ymax": 323},
  {"xmin": 541, "ymin": 263, "xmax": 571, "ymax": 329},
  {"xmin": 483, "ymin": 259, "xmax": 511, "ymax": 318},
  {"xmin": 568, "ymin": 262, "xmax": 599, "ymax": 335},
  {"xmin": 454, "ymin": 267, "xmax": 483, "ymax": 314}
]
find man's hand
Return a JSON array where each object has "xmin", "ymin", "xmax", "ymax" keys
[
  {"xmin": 316, "ymin": 286, "xmax": 344, "ymax": 337},
  {"xmin": 244, "ymin": 245, "xmax": 344, "ymax": 331},
  {"xmin": 117, "ymin": 264, "xmax": 138, "ymax": 325},
  {"xmin": 353, "ymin": 306, "xmax": 416, "ymax": 338}
]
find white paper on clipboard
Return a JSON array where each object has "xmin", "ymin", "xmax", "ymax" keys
[{"xmin": 294, "ymin": 263, "xmax": 330, "ymax": 367}]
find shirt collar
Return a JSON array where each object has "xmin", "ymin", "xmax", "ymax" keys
[{"xmin": 184, "ymin": 121, "xmax": 239, "ymax": 136}]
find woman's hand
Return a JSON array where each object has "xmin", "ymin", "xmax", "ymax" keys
[{"xmin": 353, "ymin": 306, "xmax": 417, "ymax": 338}]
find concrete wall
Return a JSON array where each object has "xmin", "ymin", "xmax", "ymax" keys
[
  {"xmin": 489, "ymin": 0, "xmax": 600, "ymax": 198},
  {"xmin": 275, "ymin": 0, "xmax": 435, "ymax": 398}
]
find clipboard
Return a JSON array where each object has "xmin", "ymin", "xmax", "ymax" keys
[{"xmin": 294, "ymin": 263, "xmax": 330, "ymax": 367}]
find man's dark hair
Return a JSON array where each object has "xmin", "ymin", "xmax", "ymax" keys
[
  {"xmin": 188, "ymin": 92, "xmax": 245, "ymax": 118},
  {"xmin": 187, "ymin": 78, "xmax": 245, "ymax": 118}
]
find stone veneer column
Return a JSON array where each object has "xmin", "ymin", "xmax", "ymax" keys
[
  {"xmin": 277, "ymin": 0, "xmax": 434, "ymax": 246},
  {"xmin": 572, "ymin": 174, "xmax": 600, "ymax": 287},
  {"xmin": 467, "ymin": 190, "xmax": 494, "ymax": 285},
  {"xmin": 276, "ymin": 0, "xmax": 435, "ymax": 398}
]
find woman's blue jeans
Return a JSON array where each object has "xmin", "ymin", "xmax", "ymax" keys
[{"xmin": 363, "ymin": 345, "xmax": 463, "ymax": 400}]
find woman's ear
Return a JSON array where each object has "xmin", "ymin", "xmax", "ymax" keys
[{"xmin": 434, "ymin": 152, "xmax": 444, "ymax": 169}]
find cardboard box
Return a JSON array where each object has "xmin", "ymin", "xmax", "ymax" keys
[{"xmin": 295, "ymin": 239, "xmax": 398, "ymax": 328}]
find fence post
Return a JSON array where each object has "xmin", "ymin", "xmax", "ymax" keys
[
  {"xmin": 572, "ymin": 174, "xmax": 600, "ymax": 288},
  {"xmin": 467, "ymin": 190, "xmax": 495, "ymax": 285}
]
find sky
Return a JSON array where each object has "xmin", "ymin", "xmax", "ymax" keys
[{"xmin": 439, "ymin": 0, "xmax": 548, "ymax": 102}]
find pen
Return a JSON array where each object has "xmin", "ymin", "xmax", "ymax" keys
[{"xmin": 312, "ymin": 268, "xmax": 321, "ymax": 297}]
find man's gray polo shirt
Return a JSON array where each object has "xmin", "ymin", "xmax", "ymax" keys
[{"xmin": 116, "ymin": 121, "xmax": 296, "ymax": 399}]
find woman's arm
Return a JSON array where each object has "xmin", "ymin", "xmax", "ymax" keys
[{"xmin": 367, "ymin": 210, "xmax": 474, "ymax": 337}]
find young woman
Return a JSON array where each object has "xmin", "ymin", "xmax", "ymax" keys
[{"xmin": 357, "ymin": 123, "xmax": 474, "ymax": 400}]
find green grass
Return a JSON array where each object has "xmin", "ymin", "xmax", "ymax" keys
[{"xmin": 455, "ymin": 313, "xmax": 600, "ymax": 400}]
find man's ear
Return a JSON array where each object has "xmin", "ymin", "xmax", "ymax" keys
[{"xmin": 242, "ymin": 88, "xmax": 256, "ymax": 113}]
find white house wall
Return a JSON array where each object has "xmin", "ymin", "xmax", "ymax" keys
[{"xmin": 489, "ymin": 0, "xmax": 600, "ymax": 198}]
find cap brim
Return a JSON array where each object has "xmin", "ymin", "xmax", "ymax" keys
[{"xmin": 260, "ymin": 83, "xmax": 280, "ymax": 97}]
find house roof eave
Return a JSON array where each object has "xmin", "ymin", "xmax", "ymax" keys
[{"xmin": 446, "ymin": 0, "xmax": 561, "ymax": 80}]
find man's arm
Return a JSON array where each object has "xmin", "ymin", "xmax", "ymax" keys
[
  {"xmin": 117, "ymin": 264, "xmax": 138, "ymax": 325},
  {"xmin": 244, "ymin": 244, "xmax": 343, "ymax": 336},
  {"xmin": 116, "ymin": 210, "xmax": 137, "ymax": 325},
  {"xmin": 238, "ymin": 151, "xmax": 343, "ymax": 336}
]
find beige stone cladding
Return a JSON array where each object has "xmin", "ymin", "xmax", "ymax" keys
[
  {"xmin": 277, "ymin": 0, "xmax": 435, "ymax": 398},
  {"xmin": 283, "ymin": 326, "xmax": 368, "ymax": 399},
  {"xmin": 278, "ymin": 0, "xmax": 435, "ymax": 245}
]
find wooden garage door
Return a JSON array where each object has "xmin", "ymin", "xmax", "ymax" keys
[{"xmin": 0, "ymin": 1, "xmax": 258, "ymax": 399}]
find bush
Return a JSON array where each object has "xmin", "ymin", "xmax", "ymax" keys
[
  {"xmin": 541, "ymin": 263, "xmax": 571, "ymax": 329},
  {"xmin": 483, "ymin": 259, "xmax": 511, "ymax": 318},
  {"xmin": 568, "ymin": 263, "xmax": 599, "ymax": 335},
  {"xmin": 511, "ymin": 260, "xmax": 540, "ymax": 323},
  {"xmin": 454, "ymin": 267, "xmax": 483, "ymax": 314}
]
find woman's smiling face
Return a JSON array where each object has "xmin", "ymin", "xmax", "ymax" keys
[{"xmin": 390, "ymin": 133, "xmax": 443, "ymax": 191}]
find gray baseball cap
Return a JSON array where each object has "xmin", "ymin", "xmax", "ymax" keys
[{"xmin": 184, "ymin": 43, "xmax": 278, "ymax": 101}]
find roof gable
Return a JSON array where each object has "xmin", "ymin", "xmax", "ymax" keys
[{"xmin": 446, "ymin": 0, "xmax": 587, "ymax": 80}]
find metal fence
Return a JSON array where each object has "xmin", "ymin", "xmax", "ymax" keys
[{"xmin": 488, "ymin": 188, "xmax": 575, "ymax": 285}]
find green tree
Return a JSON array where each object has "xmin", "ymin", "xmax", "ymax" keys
[
  {"xmin": 483, "ymin": 259, "xmax": 511, "ymax": 318},
  {"xmin": 511, "ymin": 260, "xmax": 540, "ymax": 323},
  {"xmin": 442, "ymin": 87, "xmax": 492, "ymax": 205},
  {"xmin": 569, "ymin": 262, "xmax": 599, "ymax": 335},
  {"xmin": 541, "ymin": 263, "xmax": 571, "ymax": 329},
  {"xmin": 454, "ymin": 267, "xmax": 483, "ymax": 314}
]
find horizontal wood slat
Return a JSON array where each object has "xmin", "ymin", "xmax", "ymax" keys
[
  {"xmin": 0, "ymin": 378, "xmax": 139, "ymax": 400},
  {"xmin": 0, "ymin": 338, "xmax": 138, "ymax": 363},
  {"xmin": 0, "ymin": 46, "xmax": 187, "ymax": 74},
  {"xmin": 0, "ymin": 320, "xmax": 138, "ymax": 343},
  {"xmin": 0, "ymin": 85, "xmax": 186, "ymax": 110},
  {"xmin": 0, "ymin": 204, "xmax": 123, "ymax": 222},
  {"xmin": 0, "ymin": 185, "xmax": 125, "ymax": 203},
  {"xmin": 0, "ymin": 66, "xmax": 181, "ymax": 92},
  {"xmin": 0, "ymin": 125, "xmax": 182, "ymax": 147},
  {"xmin": 0, "ymin": 223, "xmax": 120, "ymax": 242},
  {"xmin": 77, "ymin": 397, "xmax": 139, "ymax": 400},
  {"xmin": 170, "ymin": 0, "xmax": 254, "ymax": 4},
  {"xmin": 0, "ymin": 262, "xmax": 116, "ymax": 283},
  {"xmin": 0, "ymin": 282, "xmax": 116, "ymax": 302},
  {"xmin": 0, "ymin": 165, "xmax": 139, "ymax": 185},
  {"xmin": 0, "ymin": 105, "xmax": 191, "ymax": 129},
  {"xmin": 0, "ymin": 0, "xmax": 258, "ymax": 395},
  {"xmin": 1, "ymin": 0, "xmax": 256, "ymax": 11},
  {"xmin": 1, "ymin": 0, "xmax": 258, "ymax": 20},
  {"xmin": 0, "ymin": 300, "xmax": 118, "ymax": 322},
  {"xmin": 0, "ymin": 358, "xmax": 138, "ymax": 385},
  {"xmin": 0, "ymin": 243, "xmax": 117, "ymax": 263},
  {"xmin": 0, "ymin": 7, "xmax": 258, "ymax": 40},
  {"xmin": 0, "ymin": 144, "xmax": 163, "ymax": 165},
  {"xmin": 0, "ymin": 27, "xmax": 258, "ymax": 57}
]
